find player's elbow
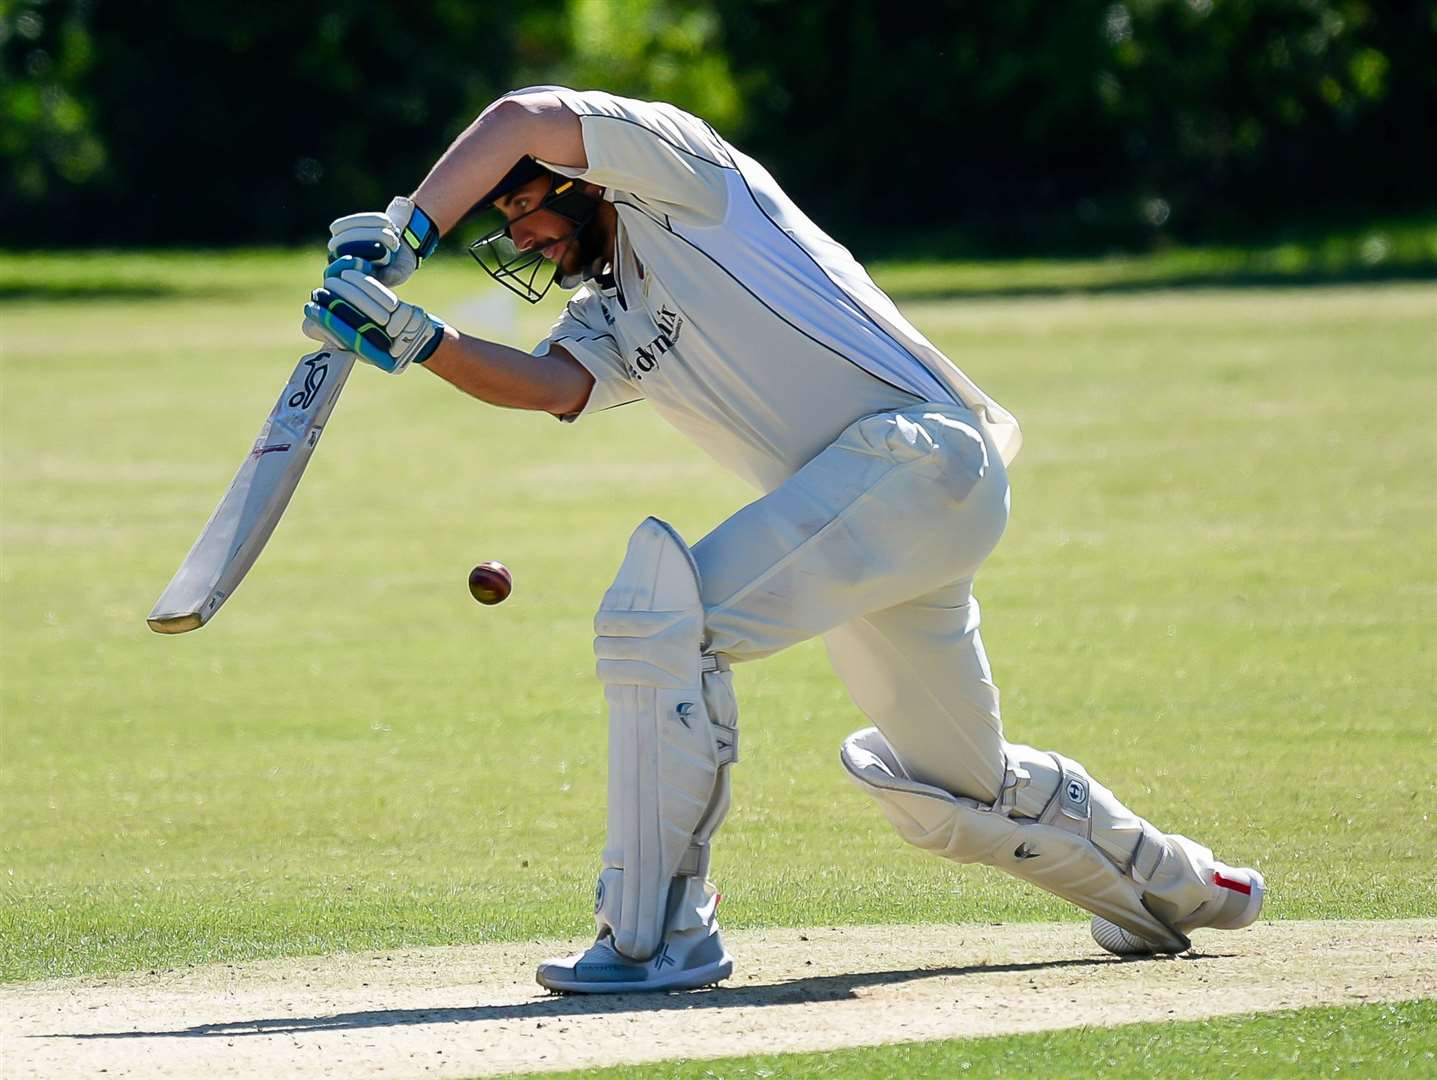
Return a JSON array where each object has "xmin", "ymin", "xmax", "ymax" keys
[
  {"xmin": 541, "ymin": 346, "xmax": 596, "ymax": 419},
  {"xmin": 489, "ymin": 91, "xmax": 587, "ymax": 170}
]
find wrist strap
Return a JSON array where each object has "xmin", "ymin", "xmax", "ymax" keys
[
  {"xmin": 414, "ymin": 317, "xmax": 447, "ymax": 365},
  {"xmin": 403, "ymin": 204, "xmax": 441, "ymax": 260}
]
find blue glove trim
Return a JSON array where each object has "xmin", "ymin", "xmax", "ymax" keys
[
  {"xmin": 325, "ymin": 254, "xmax": 377, "ymax": 278},
  {"xmin": 311, "ymin": 288, "xmax": 391, "ymax": 354},
  {"xmin": 413, "ymin": 316, "xmax": 446, "ymax": 365},
  {"xmin": 404, "ymin": 204, "xmax": 440, "ymax": 260},
  {"xmin": 304, "ymin": 301, "xmax": 398, "ymax": 372}
]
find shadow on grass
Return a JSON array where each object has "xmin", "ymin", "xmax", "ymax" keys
[{"xmin": 43, "ymin": 953, "xmax": 1222, "ymax": 1039}]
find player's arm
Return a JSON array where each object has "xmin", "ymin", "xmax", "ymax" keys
[
  {"xmin": 303, "ymin": 256, "xmax": 606, "ymax": 418},
  {"xmin": 410, "ymin": 86, "xmax": 735, "ymax": 230},
  {"xmin": 302, "ymin": 255, "xmax": 592, "ymax": 418},
  {"xmin": 424, "ymin": 331, "xmax": 594, "ymax": 418},
  {"xmin": 411, "ymin": 92, "xmax": 586, "ymax": 235},
  {"xmin": 325, "ymin": 92, "xmax": 584, "ymax": 286},
  {"xmin": 328, "ymin": 87, "xmax": 728, "ymax": 285},
  {"xmin": 524, "ymin": 88, "xmax": 734, "ymax": 220}
]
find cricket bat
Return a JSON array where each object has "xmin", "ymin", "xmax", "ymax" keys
[{"xmin": 147, "ymin": 348, "xmax": 357, "ymax": 634}]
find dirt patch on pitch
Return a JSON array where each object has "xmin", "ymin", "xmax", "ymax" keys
[{"xmin": 4, "ymin": 920, "xmax": 1434, "ymax": 1079}]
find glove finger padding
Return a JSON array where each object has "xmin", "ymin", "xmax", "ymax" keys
[
  {"xmin": 306, "ymin": 289, "xmax": 392, "ymax": 354},
  {"xmin": 327, "ymin": 270, "xmax": 435, "ymax": 356},
  {"xmin": 325, "ymin": 198, "xmax": 437, "ymax": 288},
  {"xmin": 328, "ymin": 211, "xmax": 401, "ymax": 265},
  {"xmin": 301, "ymin": 303, "xmax": 343, "ymax": 348},
  {"xmin": 302, "ymin": 297, "xmax": 400, "ymax": 375},
  {"xmin": 326, "ymin": 268, "xmax": 401, "ymax": 321},
  {"xmin": 329, "ymin": 210, "xmax": 397, "ymax": 236},
  {"xmin": 306, "ymin": 256, "xmax": 444, "ymax": 374}
]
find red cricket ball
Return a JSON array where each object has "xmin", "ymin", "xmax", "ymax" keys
[{"xmin": 468, "ymin": 561, "xmax": 513, "ymax": 605}]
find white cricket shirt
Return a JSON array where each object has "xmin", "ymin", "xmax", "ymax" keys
[{"xmin": 528, "ymin": 88, "xmax": 1021, "ymax": 493}]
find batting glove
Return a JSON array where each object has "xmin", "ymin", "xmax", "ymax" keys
[
  {"xmin": 326, "ymin": 196, "xmax": 439, "ymax": 287},
  {"xmin": 302, "ymin": 256, "xmax": 446, "ymax": 375}
]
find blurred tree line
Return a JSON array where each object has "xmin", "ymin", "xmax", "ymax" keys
[{"xmin": 2, "ymin": 0, "xmax": 1432, "ymax": 252}]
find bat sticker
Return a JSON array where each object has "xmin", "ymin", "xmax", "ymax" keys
[{"xmin": 288, "ymin": 353, "xmax": 331, "ymax": 410}]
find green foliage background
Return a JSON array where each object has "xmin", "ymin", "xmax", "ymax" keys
[{"xmin": 1, "ymin": 0, "xmax": 1433, "ymax": 250}]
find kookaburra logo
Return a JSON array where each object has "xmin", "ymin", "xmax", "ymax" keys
[
  {"xmin": 628, "ymin": 306, "xmax": 684, "ymax": 380},
  {"xmin": 288, "ymin": 353, "xmax": 330, "ymax": 410}
]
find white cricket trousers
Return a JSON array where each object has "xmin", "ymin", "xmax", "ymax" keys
[{"xmin": 693, "ymin": 402, "xmax": 1012, "ymax": 803}]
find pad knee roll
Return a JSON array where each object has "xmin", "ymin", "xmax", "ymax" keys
[{"xmin": 595, "ymin": 517, "xmax": 738, "ymax": 960}]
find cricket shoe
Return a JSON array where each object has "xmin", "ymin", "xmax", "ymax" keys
[
  {"xmin": 1091, "ymin": 835, "xmax": 1265, "ymax": 956},
  {"xmin": 536, "ymin": 872, "xmax": 734, "ymax": 994},
  {"xmin": 535, "ymin": 924, "xmax": 733, "ymax": 994}
]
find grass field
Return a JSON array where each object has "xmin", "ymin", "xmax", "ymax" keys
[
  {"xmin": 2, "ymin": 245, "xmax": 1433, "ymax": 1074},
  {"xmin": 527, "ymin": 999, "xmax": 1437, "ymax": 1079}
]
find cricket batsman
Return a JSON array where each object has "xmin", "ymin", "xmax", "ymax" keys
[{"xmin": 302, "ymin": 87, "xmax": 1266, "ymax": 993}]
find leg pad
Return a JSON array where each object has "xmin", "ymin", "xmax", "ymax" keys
[
  {"xmin": 595, "ymin": 517, "xmax": 737, "ymax": 960},
  {"xmin": 841, "ymin": 727, "xmax": 1189, "ymax": 953}
]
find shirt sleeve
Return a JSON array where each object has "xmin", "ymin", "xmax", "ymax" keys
[
  {"xmin": 533, "ymin": 287, "xmax": 643, "ymax": 422},
  {"xmin": 533, "ymin": 87, "xmax": 735, "ymax": 223}
]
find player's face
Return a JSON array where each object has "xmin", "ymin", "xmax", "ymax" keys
[{"xmin": 496, "ymin": 177, "xmax": 585, "ymax": 276}]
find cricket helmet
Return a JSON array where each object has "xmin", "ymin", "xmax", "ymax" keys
[{"xmin": 468, "ymin": 157, "xmax": 605, "ymax": 303}]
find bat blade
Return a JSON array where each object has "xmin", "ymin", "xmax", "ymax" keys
[{"xmin": 147, "ymin": 348, "xmax": 357, "ymax": 634}]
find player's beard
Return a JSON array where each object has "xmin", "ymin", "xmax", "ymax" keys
[{"xmin": 555, "ymin": 213, "xmax": 610, "ymax": 290}]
